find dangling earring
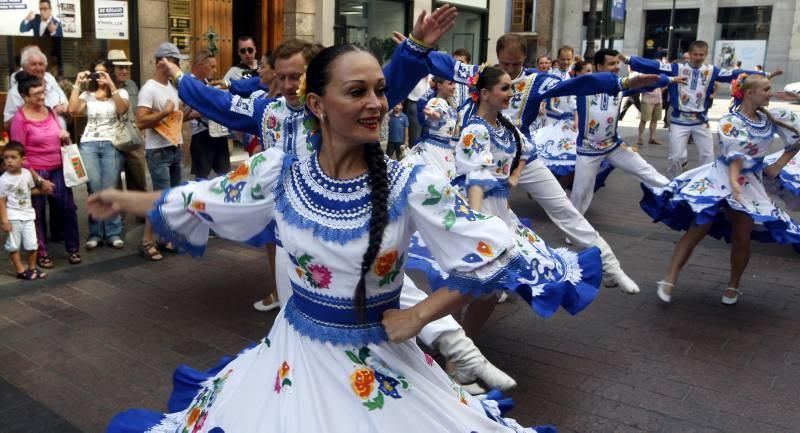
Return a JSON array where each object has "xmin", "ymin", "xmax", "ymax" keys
[{"xmin": 320, "ymin": 113, "xmax": 325, "ymax": 122}]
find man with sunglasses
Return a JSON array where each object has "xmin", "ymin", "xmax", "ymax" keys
[{"xmin": 223, "ymin": 35, "xmax": 259, "ymax": 82}]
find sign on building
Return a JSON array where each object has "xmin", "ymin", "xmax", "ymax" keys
[{"xmin": 0, "ymin": 0, "xmax": 82, "ymax": 37}]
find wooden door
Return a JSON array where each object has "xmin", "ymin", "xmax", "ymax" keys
[{"xmin": 192, "ymin": 0, "xmax": 234, "ymax": 78}]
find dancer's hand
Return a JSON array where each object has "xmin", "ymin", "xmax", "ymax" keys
[
  {"xmin": 670, "ymin": 76, "xmax": 689, "ymax": 85},
  {"xmin": 88, "ymin": 190, "xmax": 161, "ymax": 220},
  {"xmin": 774, "ymin": 91, "xmax": 800, "ymax": 102},
  {"xmin": 507, "ymin": 173, "xmax": 520, "ymax": 187},
  {"xmin": 383, "ymin": 308, "xmax": 425, "ymax": 343},
  {"xmin": 391, "ymin": 31, "xmax": 406, "ymax": 45},
  {"xmin": 410, "ymin": 5, "xmax": 458, "ymax": 47}
]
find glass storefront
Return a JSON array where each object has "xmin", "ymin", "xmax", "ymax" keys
[
  {"xmin": 435, "ymin": 5, "xmax": 487, "ymax": 63},
  {"xmin": 642, "ymin": 9, "xmax": 699, "ymax": 60},
  {"xmin": 334, "ymin": 0, "xmax": 410, "ymax": 64},
  {"xmin": 716, "ymin": 7, "xmax": 772, "ymax": 40}
]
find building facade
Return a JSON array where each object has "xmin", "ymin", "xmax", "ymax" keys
[{"xmin": 552, "ymin": 0, "xmax": 799, "ymax": 86}]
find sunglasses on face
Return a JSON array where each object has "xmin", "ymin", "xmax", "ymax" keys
[{"xmin": 239, "ymin": 47, "xmax": 255, "ymax": 55}]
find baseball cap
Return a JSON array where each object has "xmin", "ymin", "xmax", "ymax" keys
[
  {"xmin": 154, "ymin": 42, "xmax": 189, "ymax": 60},
  {"xmin": 108, "ymin": 49, "xmax": 133, "ymax": 66}
]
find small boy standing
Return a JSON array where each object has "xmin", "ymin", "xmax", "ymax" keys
[
  {"xmin": 386, "ymin": 103, "xmax": 409, "ymax": 160},
  {"xmin": 0, "ymin": 142, "xmax": 49, "ymax": 280}
]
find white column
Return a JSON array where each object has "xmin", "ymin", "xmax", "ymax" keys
[
  {"xmin": 487, "ymin": 0, "xmax": 506, "ymax": 64},
  {"xmin": 315, "ymin": 0, "xmax": 335, "ymax": 45},
  {"xmin": 556, "ymin": 0, "xmax": 583, "ymax": 53},
  {"xmin": 696, "ymin": 0, "xmax": 718, "ymax": 53},
  {"xmin": 767, "ymin": 0, "xmax": 797, "ymax": 87},
  {"xmin": 621, "ymin": 0, "xmax": 643, "ymax": 56}
]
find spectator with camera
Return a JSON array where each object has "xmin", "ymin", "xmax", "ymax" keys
[
  {"xmin": 68, "ymin": 58, "xmax": 129, "ymax": 250},
  {"xmin": 223, "ymin": 36, "xmax": 259, "ymax": 82},
  {"xmin": 108, "ymin": 49, "xmax": 148, "ymax": 197},
  {"xmin": 8, "ymin": 71, "xmax": 79, "ymax": 268}
]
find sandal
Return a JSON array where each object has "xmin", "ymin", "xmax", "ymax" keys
[
  {"xmin": 140, "ymin": 242, "xmax": 164, "ymax": 261},
  {"xmin": 30, "ymin": 268, "xmax": 47, "ymax": 279},
  {"xmin": 156, "ymin": 240, "xmax": 178, "ymax": 253},
  {"xmin": 16, "ymin": 269, "xmax": 35, "ymax": 280},
  {"xmin": 37, "ymin": 255, "xmax": 55, "ymax": 269},
  {"xmin": 722, "ymin": 288, "xmax": 741, "ymax": 305},
  {"xmin": 68, "ymin": 251, "xmax": 82, "ymax": 265}
]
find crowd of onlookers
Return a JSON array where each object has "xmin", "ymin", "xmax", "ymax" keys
[{"xmin": 1, "ymin": 36, "xmax": 275, "ymax": 280}]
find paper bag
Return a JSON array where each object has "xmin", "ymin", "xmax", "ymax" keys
[
  {"xmin": 154, "ymin": 111, "xmax": 184, "ymax": 145},
  {"xmin": 61, "ymin": 144, "xmax": 89, "ymax": 187}
]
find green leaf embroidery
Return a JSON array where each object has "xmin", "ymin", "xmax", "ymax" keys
[
  {"xmin": 358, "ymin": 347, "xmax": 371, "ymax": 364},
  {"xmin": 182, "ymin": 192, "xmax": 193, "ymax": 209},
  {"xmin": 210, "ymin": 178, "xmax": 225, "ymax": 194},
  {"xmin": 297, "ymin": 254, "xmax": 313, "ymax": 269},
  {"xmin": 264, "ymin": 338, "xmax": 271, "ymax": 347},
  {"xmin": 251, "ymin": 183, "xmax": 265, "ymax": 200},
  {"xmin": 250, "ymin": 153, "xmax": 266, "ymax": 171},
  {"xmin": 422, "ymin": 185, "xmax": 443, "ymax": 206},
  {"xmin": 379, "ymin": 272, "xmax": 393, "ymax": 287},
  {"xmin": 443, "ymin": 210, "xmax": 456, "ymax": 230},
  {"xmin": 281, "ymin": 378, "xmax": 292, "ymax": 387},
  {"xmin": 364, "ymin": 392, "xmax": 385, "ymax": 411},
  {"xmin": 346, "ymin": 350, "xmax": 362, "ymax": 365}
]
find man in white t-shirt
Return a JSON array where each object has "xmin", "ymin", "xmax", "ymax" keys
[{"xmin": 135, "ymin": 42, "xmax": 188, "ymax": 262}]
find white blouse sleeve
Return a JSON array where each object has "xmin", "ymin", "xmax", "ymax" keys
[
  {"xmin": 718, "ymin": 115, "xmax": 755, "ymax": 163},
  {"xmin": 456, "ymin": 123, "xmax": 501, "ymax": 193},
  {"xmin": 769, "ymin": 108, "xmax": 800, "ymax": 151},
  {"xmin": 149, "ymin": 148, "xmax": 286, "ymax": 256}
]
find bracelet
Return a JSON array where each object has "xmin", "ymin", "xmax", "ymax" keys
[
  {"xmin": 621, "ymin": 77, "xmax": 630, "ymax": 90},
  {"xmin": 170, "ymin": 71, "xmax": 184, "ymax": 87},
  {"xmin": 111, "ymin": 89, "xmax": 120, "ymax": 96},
  {"xmin": 408, "ymin": 34, "xmax": 432, "ymax": 49}
]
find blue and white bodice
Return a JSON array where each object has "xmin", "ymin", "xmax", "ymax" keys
[
  {"xmin": 150, "ymin": 148, "xmax": 544, "ymax": 345},
  {"xmin": 545, "ymin": 68, "xmax": 577, "ymax": 120},
  {"xmin": 629, "ymin": 57, "xmax": 759, "ymax": 126},
  {"xmin": 456, "ymin": 117, "xmax": 533, "ymax": 198},
  {"xmin": 718, "ymin": 108, "xmax": 800, "ymax": 173},
  {"xmin": 176, "ymin": 37, "xmax": 433, "ymax": 160},
  {"xmin": 422, "ymin": 97, "xmax": 458, "ymax": 148}
]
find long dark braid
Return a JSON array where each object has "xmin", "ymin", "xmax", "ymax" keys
[
  {"xmin": 355, "ymin": 142, "xmax": 389, "ymax": 320},
  {"xmin": 496, "ymin": 113, "xmax": 523, "ymax": 172}
]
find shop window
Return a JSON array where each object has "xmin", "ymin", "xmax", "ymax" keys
[
  {"xmin": 716, "ymin": 7, "xmax": 772, "ymax": 40},
  {"xmin": 334, "ymin": 0, "xmax": 410, "ymax": 64}
]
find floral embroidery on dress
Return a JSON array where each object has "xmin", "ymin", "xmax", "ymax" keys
[
  {"xmin": 227, "ymin": 163, "xmax": 250, "ymax": 183},
  {"xmin": 183, "ymin": 192, "xmax": 214, "ymax": 223},
  {"xmin": 290, "ymin": 253, "xmax": 333, "ymax": 289},
  {"xmin": 461, "ymin": 241, "xmax": 495, "ymax": 263},
  {"xmin": 346, "ymin": 347, "xmax": 409, "ymax": 411},
  {"xmin": 588, "ymin": 119, "xmax": 599, "ymax": 135},
  {"xmin": 183, "ymin": 369, "xmax": 233, "ymax": 433},
  {"xmin": 274, "ymin": 361, "xmax": 292, "ymax": 393},
  {"xmin": 375, "ymin": 250, "xmax": 404, "ymax": 287},
  {"xmin": 688, "ymin": 177, "xmax": 714, "ymax": 194},
  {"xmin": 223, "ymin": 181, "xmax": 246, "ymax": 203}
]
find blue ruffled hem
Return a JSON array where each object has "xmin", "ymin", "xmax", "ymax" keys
[
  {"xmin": 777, "ymin": 172, "xmax": 800, "ymax": 196},
  {"xmin": 640, "ymin": 184, "xmax": 800, "ymax": 244},
  {"xmin": 406, "ymin": 237, "xmax": 602, "ymax": 319},
  {"xmin": 479, "ymin": 389, "xmax": 558, "ymax": 433}
]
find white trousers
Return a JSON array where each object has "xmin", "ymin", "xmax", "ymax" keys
[
  {"xmin": 667, "ymin": 123, "xmax": 715, "ymax": 178},
  {"xmin": 570, "ymin": 145, "xmax": 670, "ymax": 215},
  {"xmin": 275, "ymin": 244, "xmax": 461, "ymax": 347},
  {"xmin": 517, "ymin": 158, "xmax": 599, "ymax": 247}
]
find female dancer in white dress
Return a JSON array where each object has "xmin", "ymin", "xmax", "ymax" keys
[
  {"xmin": 404, "ymin": 77, "xmax": 459, "ymax": 180},
  {"xmin": 88, "ymin": 43, "xmax": 609, "ymax": 433},
  {"xmin": 642, "ymin": 74, "xmax": 800, "ymax": 304}
]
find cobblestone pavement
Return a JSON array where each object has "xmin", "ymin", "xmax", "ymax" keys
[{"xmin": 0, "ymin": 98, "xmax": 798, "ymax": 432}]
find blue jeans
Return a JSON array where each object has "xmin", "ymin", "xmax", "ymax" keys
[
  {"xmin": 146, "ymin": 146, "xmax": 183, "ymax": 190},
  {"xmin": 80, "ymin": 140, "xmax": 123, "ymax": 239}
]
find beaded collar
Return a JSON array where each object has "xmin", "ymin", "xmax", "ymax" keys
[
  {"xmin": 469, "ymin": 117, "xmax": 517, "ymax": 155},
  {"xmin": 275, "ymin": 153, "xmax": 422, "ymax": 244},
  {"xmin": 733, "ymin": 111, "xmax": 773, "ymax": 138}
]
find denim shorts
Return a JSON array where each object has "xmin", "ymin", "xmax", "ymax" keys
[
  {"xmin": 146, "ymin": 146, "xmax": 183, "ymax": 191},
  {"xmin": 5, "ymin": 219, "xmax": 37, "ymax": 252}
]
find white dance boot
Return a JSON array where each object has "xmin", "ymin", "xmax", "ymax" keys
[
  {"xmin": 591, "ymin": 237, "xmax": 640, "ymax": 294},
  {"xmin": 434, "ymin": 329, "xmax": 517, "ymax": 392}
]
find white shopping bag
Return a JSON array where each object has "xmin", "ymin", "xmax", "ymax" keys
[
  {"xmin": 61, "ymin": 144, "xmax": 89, "ymax": 187},
  {"xmin": 208, "ymin": 120, "xmax": 230, "ymax": 138}
]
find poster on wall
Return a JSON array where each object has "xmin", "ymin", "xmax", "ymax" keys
[
  {"xmin": 0, "ymin": 0, "xmax": 82, "ymax": 37},
  {"xmin": 95, "ymin": 0, "xmax": 128, "ymax": 40},
  {"xmin": 714, "ymin": 40, "xmax": 767, "ymax": 70}
]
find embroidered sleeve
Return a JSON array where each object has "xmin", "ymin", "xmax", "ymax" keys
[
  {"xmin": 177, "ymin": 73, "xmax": 262, "ymax": 135},
  {"xmin": 383, "ymin": 38, "xmax": 432, "ymax": 108},
  {"xmin": 407, "ymin": 165, "xmax": 520, "ymax": 296},
  {"xmin": 456, "ymin": 123, "xmax": 501, "ymax": 192},
  {"xmin": 769, "ymin": 108, "xmax": 800, "ymax": 151},
  {"xmin": 148, "ymin": 148, "xmax": 285, "ymax": 256},
  {"xmin": 425, "ymin": 98, "xmax": 450, "ymax": 120},
  {"xmin": 718, "ymin": 115, "xmax": 754, "ymax": 162}
]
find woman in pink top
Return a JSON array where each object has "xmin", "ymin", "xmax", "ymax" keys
[{"xmin": 9, "ymin": 72, "xmax": 81, "ymax": 267}]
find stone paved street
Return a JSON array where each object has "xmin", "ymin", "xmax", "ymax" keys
[{"xmin": 0, "ymin": 98, "xmax": 798, "ymax": 433}]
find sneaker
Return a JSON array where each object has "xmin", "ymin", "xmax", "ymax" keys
[
  {"xmin": 108, "ymin": 237, "xmax": 124, "ymax": 249},
  {"xmin": 253, "ymin": 296, "xmax": 280, "ymax": 312},
  {"xmin": 85, "ymin": 238, "xmax": 101, "ymax": 250}
]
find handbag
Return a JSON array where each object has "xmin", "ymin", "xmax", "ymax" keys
[
  {"xmin": 112, "ymin": 113, "xmax": 144, "ymax": 152},
  {"xmin": 61, "ymin": 143, "xmax": 89, "ymax": 187}
]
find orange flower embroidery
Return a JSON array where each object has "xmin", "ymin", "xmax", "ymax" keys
[
  {"xmin": 187, "ymin": 407, "xmax": 201, "ymax": 426},
  {"xmin": 351, "ymin": 368, "xmax": 375, "ymax": 400},
  {"xmin": 463, "ymin": 134, "xmax": 474, "ymax": 147},
  {"xmin": 279, "ymin": 361, "xmax": 290, "ymax": 380},
  {"xmin": 721, "ymin": 123, "xmax": 734, "ymax": 135},
  {"xmin": 477, "ymin": 241, "xmax": 494, "ymax": 257},
  {"xmin": 515, "ymin": 81, "xmax": 526, "ymax": 92},
  {"xmin": 228, "ymin": 163, "xmax": 250, "ymax": 182},
  {"xmin": 375, "ymin": 250, "xmax": 398, "ymax": 277},
  {"xmin": 191, "ymin": 201, "xmax": 206, "ymax": 212}
]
